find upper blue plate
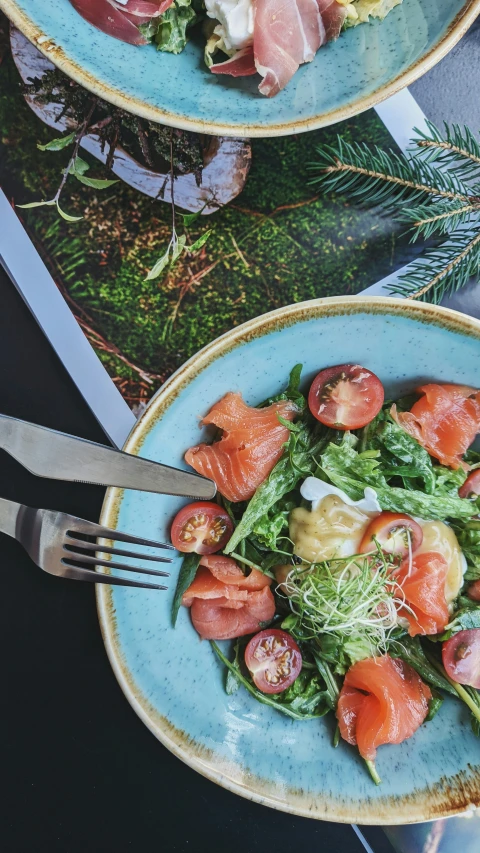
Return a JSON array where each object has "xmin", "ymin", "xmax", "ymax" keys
[
  {"xmin": 1, "ymin": 0, "xmax": 479, "ymax": 136},
  {"xmin": 97, "ymin": 297, "xmax": 480, "ymax": 825}
]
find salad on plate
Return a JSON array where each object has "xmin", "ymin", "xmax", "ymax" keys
[
  {"xmin": 169, "ymin": 363, "xmax": 480, "ymax": 784},
  {"xmin": 70, "ymin": 0, "xmax": 402, "ymax": 97}
]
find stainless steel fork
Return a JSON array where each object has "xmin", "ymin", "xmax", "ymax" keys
[{"xmin": 0, "ymin": 496, "xmax": 174, "ymax": 589}]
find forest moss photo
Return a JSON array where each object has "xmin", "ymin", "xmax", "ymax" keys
[{"xmin": 0, "ymin": 12, "xmax": 417, "ymax": 409}]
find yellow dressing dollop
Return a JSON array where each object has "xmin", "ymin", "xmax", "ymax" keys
[
  {"xmin": 290, "ymin": 495, "xmax": 372, "ymax": 563},
  {"xmin": 416, "ymin": 520, "xmax": 466, "ymax": 606}
]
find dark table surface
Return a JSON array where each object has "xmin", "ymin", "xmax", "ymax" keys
[{"xmin": 3, "ymin": 18, "xmax": 480, "ymax": 853}]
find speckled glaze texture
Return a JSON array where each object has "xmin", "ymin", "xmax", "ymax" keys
[
  {"xmin": 97, "ymin": 297, "xmax": 480, "ymax": 824},
  {"xmin": 1, "ymin": 0, "xmax": 479, "ymax": 135}
]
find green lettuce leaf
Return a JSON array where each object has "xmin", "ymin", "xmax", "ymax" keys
[
  {"xmin": 319, "ymin": 434, "xmax": 476, "ymax": 521},
  {"xmin": 153, "ymin": 0, "xmax": 199, "ymax": 54}
]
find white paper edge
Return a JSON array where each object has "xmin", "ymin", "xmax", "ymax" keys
[{"xmin": 0, "ymin": 189, "xmax": 136, "ymax": 448}]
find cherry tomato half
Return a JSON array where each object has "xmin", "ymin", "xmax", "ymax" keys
[
  {"xmin": 170, "ymin": 501, "xmax": 233, "ymax": 555},
  {"xmin": 442, "ymin": 629, "xmax": 480, "ymax": 689},
  {"xmin": 244, "ymin": 629, "xmax": 302, "ymax": 694},
  {"xmin": 359, "ymin": 511, "xmax": 423, "ymax": 558},
  {"xmin": 308, "ymin": 364, "xmax": 384, "ymax": 430},
  {"xmin": 459, "ymin": 470, "xmax": 480, "ymax": 499},
  {"xmin": 468, "ymin": 579, "xmax": 480, "ymax": 602}
]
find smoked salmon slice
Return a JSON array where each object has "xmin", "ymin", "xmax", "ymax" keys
[
  {"xmin": 190, "ymin": 586, "xmax": 276, "ymax": 640},
  {"xmin": 337, "ymin": 655, "xmax": 431, "ymax": 760},
  {"xmin": 200, "ymin": 555, "xmax": 271, "ymax": 590},
  {"xmin": 185, "ymin": 392, "xmax": 297, "ymax": 502},
  {"xmin": 392, "ymin": 384, "xmax": 480, "ymax": 470},
  {"xmin": 394, "ymin": 551, "xmax": 449, "ymax": 637},
  {"xmin": 182, "ymin": 555, "xmax": 275, "ymax": 639},
  {"xmin": 181, "ymin": 567, "xmax": 249, "ymax": 606}
]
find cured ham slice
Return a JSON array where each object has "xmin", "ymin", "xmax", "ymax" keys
[
  {"xmin": 210, "ymin": 47, "xmax": 258, "ymax": 77},
  {"xmin": 253, "ymin": 0, "xmax": 326, "ymax": 97},
  {"xmin": 316, "ymin": 0, "xmax": 347, "ymax": 40},
  {"xmin": 392, "ymin": 384, "xmax": 480, "ymax": 470},
  {"xmin": 182, "ymin": 555, "xmax": 275, "ymax": 639},
  {"xmin": 337, "ymin": 655, "xmax": 431, "ymax": 760},
  {"xmin": 185, "ymin": 392, "xmax": 297, "ymax": 503},
  {"xmin": 69, "ymin": 0, "xmax": 173, "ymax": 45}
]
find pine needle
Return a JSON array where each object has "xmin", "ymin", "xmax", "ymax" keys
[{"xmin": 310, "ymin": 123, "xmax": 480, "ymax": 304}]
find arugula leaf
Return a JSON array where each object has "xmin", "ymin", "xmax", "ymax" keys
[
  {"xmin": 171, "ymin": 552, "xmax": 200, "ymax": 626},
  {"xmin": 225, "ymin": 421, "xmax": 326, "ymax": 554},
  {"xmin": 426, "ymin": 693, "xmax": 444, "ymax": 722},
  {"xmin": 266, "ymin": 364, "xmax": 306, "ymax": 410},
  {"xmin": 437, "ymin": 604, "xmax": 480, "ymax": 640},
  {"xmin": 251, "ymin": 496, "xmax": 296, "ymax": 551},
  {"xmin": 389, "ymin": 636, "xmax": 457, "ymax": 697},
  {"xmin": 455, "ymin": 520, "xmax": 480, "ymax": 580},
  {"xmin": 375, "ymin": 420, "xmax": 436, "ymax": 494},
  {"xmin": 225, "ymin": 641, "xmax": 241, "ymax": 695},
  {"xmin": 211, "ymin": 642, "xmax": 330, "ymax": 719},
  {"xmin": 319, "ymin": 433, "xmax": 476, "ymax": 521}
]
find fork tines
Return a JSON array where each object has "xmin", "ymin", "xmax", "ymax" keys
[{"xmin": 63, "ymin": 521, "xmax": 174, "ymax": 587}]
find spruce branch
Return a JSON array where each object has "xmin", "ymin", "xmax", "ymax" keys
[
  {"xmin": 412, "ymin": 121, "xmax": 480, "ymax": 179},
  {"xmin": 311, "ymin": 123, "xmax": 480, "ymax": 304},
  {"xmin": 390, "ymin": 230, "xmax": 480, "ymax": 302},
  {"xmin": 398, "ymin": 200, "xmax": 480, "ymax": 241},
  {"xmin": 310, "ymin": 138, "xmax": 471, "ymax": 210}
]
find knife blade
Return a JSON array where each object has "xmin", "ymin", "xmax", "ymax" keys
[{"xmin": 0, "ymin": 414, "xmax": 216, "ymax": 499}]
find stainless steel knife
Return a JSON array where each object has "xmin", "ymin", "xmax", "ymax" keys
[{"xmin": 0, "ymin": 413, "xmax": 216, "ymax": 499}]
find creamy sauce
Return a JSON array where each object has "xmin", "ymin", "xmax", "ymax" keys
[
  {"xmin": 290, "ymin": 495, "xmax": 372, "ymax": 563},
  {"xmin": 204, "ymin": 0, "xmax": 254, "ymax": 51},
  {"xmin": 290, "ymin": 493, "xmax": 466, "ymax": 605},
  {"xmin": 415, "ymin": 520, "xmax": 466, "ymax": 606}
]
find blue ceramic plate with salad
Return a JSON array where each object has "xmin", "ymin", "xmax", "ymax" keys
[
  {"xmin": 1, "ymin": 0, "xmax": 479, "ymax": 136},
  {"xmin": 97, "ymin": 296, "xmax": 480, "ymax": 824}
]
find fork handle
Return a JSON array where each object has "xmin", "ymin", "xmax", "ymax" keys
[{"xmin": 0, "ymin": 496, "xmax": 22, "ymax": 539}]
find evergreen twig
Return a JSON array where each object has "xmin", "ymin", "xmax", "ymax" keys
[{"xmin": 310, "ymin": 123, "xmax": 480, "ymax": 304}]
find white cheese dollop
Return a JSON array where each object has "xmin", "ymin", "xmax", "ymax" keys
[
  {"xmin": 204, "ymin": 0, "xmax": 254, "ymax": 51},
  {"xmin": 300, "ymin": 476, "xmax": 382, "ymax": 514}
]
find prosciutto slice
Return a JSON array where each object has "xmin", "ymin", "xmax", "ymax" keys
[
  {"xmin": 316, "ymin": 0, "xmax": 347, "ymax": 40},
  {"xmin": 210, "ymin": 46, "xmax": 258, "ymax": 77},
  {"xmin": 253, "ymin": 0, "xmax": 326, "ymax": 97},
  {"xmin": 69, "ymin": 0, "xmax": 173, "ymax": 45}
]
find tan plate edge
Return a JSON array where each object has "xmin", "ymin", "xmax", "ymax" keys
[
  {"xmin": 0, "ymin": 0, "xmax": 479, "ymax": 136},
  {"xmin": 96, "ymin": 296, "xmax": 480, "ymax": 824}
]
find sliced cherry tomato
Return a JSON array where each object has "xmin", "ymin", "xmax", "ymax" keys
[
  {"xmin": 308, "ymin": 364, "xmax": 384, "ymax": 430},
  {"xmin": 442, "ymin": 629, "xmax": 480, "ymax": 688},
  {"xmin": 170, "ymin": 501, "xmax": 233, "ymax": 555},
  {"xmin": 459, "ymin": 470, "xmax": 480, "ymax": 499},
  {"xmin": 244, "ymin": 629, "xmax": 302, "ymax": 694},
  {"xmin": 359, "ymin": 511, "xmax": 423, "ymax": 557},
  {"xmin": 468, "ymin": 579, "xmax": 480, "ymax": 602}
]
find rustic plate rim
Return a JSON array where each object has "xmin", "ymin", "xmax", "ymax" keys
[
  {"xmin": 96, "ymin": 295, "xmax": 480, "ymax": 825},
  {"xmin": 1, "ymin": 0, "xmax": 480, "ymax": 136}
]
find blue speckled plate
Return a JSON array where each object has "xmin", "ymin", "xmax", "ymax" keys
[
  {"xmin": 1, "ymin": 0, "xmax": 479, "ymax": 136},
  {"xmin": 97, "ymin": 297, "xmax": 480, "ymax": 824}
]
